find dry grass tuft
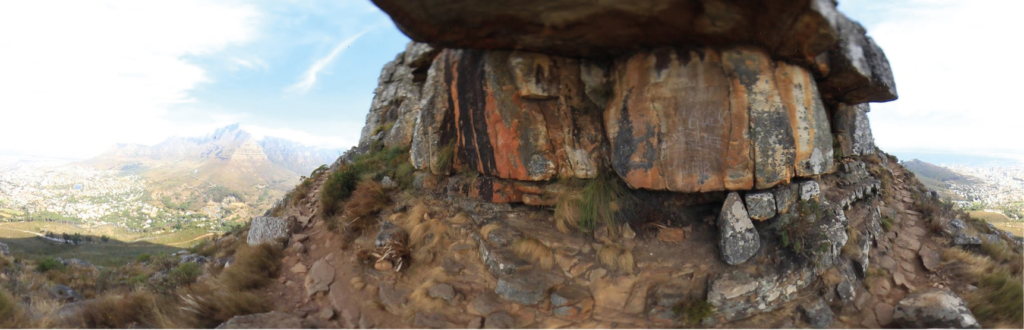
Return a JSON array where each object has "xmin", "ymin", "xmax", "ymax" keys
[
  {"xmin": 479, "ymin": 223, "xmax": 501, "ymax": 239},
  {"xmin": 553, "ymin": 191, "xmax": 581, "ymax": 234},
  {"xmin": 178, "ymin": 282, "xmax": 271, "ymax": 328},
  {"xmin": 410, "ymin": 218, "xmax": 450, "ymax": 263},
  {"xmin": 512, "ymin": 237, "xmax": 554, "ymax": 269},
  {"xmin": 968, "ymin": 269, "xmax": 1023, "ymax": 328},
  {"xmin": 71, "ymin": 291, "xmax": 186, "ymax": 328},
  {"xmin": 399, "ymin": 203, "xmax": 429, "ymax": 231},
  {"xmin": 220, "ymin": 243, "xmax": 283, "ymax": 292},
  {"xmin": 342, "ymin": 179, "xmax": 389, "ymax": 231},
  {"xmin": 448, "ymin": 212, "xmax": 473, "ymax": 225},
  {"xmin": 351, "ymin": 277, "xmax": 366, "ymax": 291},
  {"xmin": 598, "ymin": 244, "xmax": 635, "ymax": 274},
  {"xmin": 841, "ymin": 227, "xmax": 862, "ymax": 259},
  {"xmin": 0, "ymin": 288, "xmax": 28, "ymax": 328}
]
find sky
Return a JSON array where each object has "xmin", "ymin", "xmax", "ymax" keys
[{"xmin": 0, "ymin": 0, "xmax": 1020, "ymax": 162}]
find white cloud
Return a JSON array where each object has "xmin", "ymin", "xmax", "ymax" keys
[
  {"xmin": 285, "ymin": 30, "xmax": 370, "ymax": 94},
  {"xmin": 843, "ymin": 0, "xmax": 1024, "ymax": 156},
  {"xmin": 0, "ymin": 0, "xmax": 259, "ymax": 159}
]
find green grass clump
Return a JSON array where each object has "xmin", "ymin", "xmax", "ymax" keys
[
  {"xmin": 36, "ymin": 257, "xmax": 65, "ymax": 273},
  {"xmin": 320, "ymin": 168, "xmax": 361, "ymax": 217},
  {"xmin": 170, "ymin": 262, "xmax": 202, "ymax": 286},
  {"xmin": 555, "ymin": 174, "xmax": 637, "ymax": 233},
  {"xmin": 433, "ymin": 142, "xmax": 455, "ymax": 175},
  {"xmin": 881, "ymin": 217, "xmax": 894, "ymax": 232},
  {"xmin": 673, "ymin": 298, "xmax": 715, "ymax": 326}
]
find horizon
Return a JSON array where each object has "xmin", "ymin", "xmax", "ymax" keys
[{"xmin": 1, "ymin": 0, "xmax": 1022, "ymax": 161}]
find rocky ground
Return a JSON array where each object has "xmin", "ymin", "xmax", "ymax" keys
[{"xmin": 227, "ymin": 150, "xmax": 1022, "ymax": 329}]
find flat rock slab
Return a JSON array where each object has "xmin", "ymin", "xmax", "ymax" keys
[
  {"xmin": 305, "ymin": 258, "xmax": 334, "ymax": 296},
  {"xmin": 495, "ymin": 268, "xmax": 565, "ymax": 305},
  {"xmin": 919, "ymin": 246, "xmax": 941, "ymax": 272}
]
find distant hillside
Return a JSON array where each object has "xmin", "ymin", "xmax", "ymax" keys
[
  {"xmin": 902, "ymin": 159, "xmax": 977, "ymax": 200},
  {"xmin": 81, "ymin": 124, "xmax": 338, "ymax": 215}
]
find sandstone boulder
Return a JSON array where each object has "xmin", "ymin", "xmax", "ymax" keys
[
  {"xmin": 744, "ymin": 191, "xmax": 777, "ymax": 221},
  {"xmin": 833, "ymin": 103, "xmax": 875, "ymax": 157},
  {"xmin": 718, "ymin": 192, "xmax": 760, "ymax": 265},
  {"xmin": 247, "ymin": 216, "xmax": 289, "ymax": 247},
  {"xmin": 893, "ymin": 289, "xmax": 980, "ymax": 329},
  {"xmin": 606, "ymin": 47, "xmax": 751, "ymax": 192},
  {"xmin": 818, "ymin": 13, "xmax": 898, "ymax": 104},
  {"xmin": 371, "ymin": 0, "xmax": 843, "ymax": 64}
]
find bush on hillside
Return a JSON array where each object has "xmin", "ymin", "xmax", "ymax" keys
[
  {"xmin": 220, "ymin": 243, "xmax": 283, "ymax": 292},
  {"xmin": 36, "ymin": 257, "xmax": 65, "ymax": 273}
]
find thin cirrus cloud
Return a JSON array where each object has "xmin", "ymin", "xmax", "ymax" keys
[{"xmin": 285, "ymin": 29, "xmax": 372, "ymax": 95}]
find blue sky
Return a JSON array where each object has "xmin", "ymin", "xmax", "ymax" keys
[{"xmin": 0, "ymin": 0, "xmax": 1020, "ymax": 162}]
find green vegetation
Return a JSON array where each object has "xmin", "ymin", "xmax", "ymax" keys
[
  {"xmin": 433, "ymin": 142, "xmax": 455, "ymax": 175},
  {"xmin": 673, "ymin": 298, "xmax": 715, "ymax": 326},
  {"xmin": 880, "ymin": 216, "xmax": 893, "ymax": 232},
  {"xmin": 776, "ymin": 199, "xmax": 824, "ymax": 257},
  {"xmin": 320, "ymin": 146, "xmax": 413, "ymax": 217},
  {"xmin": 170, "ymin": 262, "xmax": 202, "ymax": 286},
  {"xmin": 36, "ymin": 257, "xmax": 66, "ymax": 273},
  {"xmin": 371, "ymin": 122, "xmax": 395, "ymax": 136}
]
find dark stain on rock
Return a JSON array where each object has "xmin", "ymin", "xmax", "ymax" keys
[{"xmin": 453, "ymin": 50, "xmax": 498, "ymax": 176}]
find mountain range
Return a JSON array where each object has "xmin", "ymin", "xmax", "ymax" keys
[{"xmin": 82, "ymin": 124, "xmax": 339, "ymax": 210}]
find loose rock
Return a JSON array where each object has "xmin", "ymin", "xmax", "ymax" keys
[
  {"xmin": 893, "ymin": 289, "xmax": 979, "ymax": 329},
  {"xmin": 718, "ymin": 192, "xmax": 760, "ymax": 265},
  {"xmin": 744, "ymin": 191, "xmax": 777, "ymax": 221},
  {"xmin": 247, "ymin": 216, "xmax": 290, "ymax": 247}
]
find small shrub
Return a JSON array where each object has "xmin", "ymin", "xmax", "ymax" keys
[
  {"xmin": 170, "ymin": 262, "xmax": 202, "ymax": 286},
  {"xmin": 71, "ymin": 291, "xmax": 180, "ymax": 328},
  {"xmin": 36, "ymin": 257, "xmax": 65, "ymax": 273},
  {"xmin": 290, "ymin": 176, "xmax": 314, "ymax": 207},
  {"xmin": 340, "ymin": 180, "xmax": 388, "ymax": 232},
  {"xmin": 880, "ymin": 217, "xmax": 894, "ymax": 232},
  {"xmin": 673, "ymin": 298, "xmax": 715, "ymax": 326},
  {"xmin": 136, "ymin": 254, "xmax": 152, "ymax": 263},
  {"xmin": 320, "ymin": 167, "xmax": 361, "ymax": 217},
  {"xmin": 220, "ymin": 243, "xmax": 283, "ymax": 291},
  {"xmin": 371, "ymin": 122, "xmax": 395, "ymax": 137}
]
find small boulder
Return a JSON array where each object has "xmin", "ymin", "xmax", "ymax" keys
[
  {"xmin": 0, "ymin": 242, "xmax": 9, "ymax": 256},
  {"xmin": 427, "ymin": 283, "xmax": 456, "ymax": 302},
  {"xmin": 953, "ymin": 233, "xmax": 981, "ymax": 247},
  {"xmin": 893, "ymin": 289, "xmax": 979, "ymax": 329},
  {"xmin": 247, "ymin": 216, "xmax": 289, "ymax": 246},
  {"xmin": 800, "ymin": 298, "xmax": 834, "ymax": 329},
  {"xmin": 919, "ymin": 246, "xmax": 941, "ymax": 272},
  {"xmin": 468, "ymin": 292, "xmax": 504, "ymax": 316},
  {"xmin": 50, "ymin": 284, "xmax": 84, "ymax": 303},
  {"xmin": 374, "ymin": 221, "xmax": 407, "ymax": 248},
  {"xmin": 836, "ymin": 279, "xmax": 856, "ymax": 304},
  {"xmin": 414, "ymin": 312, "xmax": 456, "ymax": 329},
  {"xmin": 718, "ymin": 192, "xmax": 760, "ymax": 265},
  {"xmin": 381, "ymin": 176, "xmax": 398, "ymax": 189},
  {"xmin": 483, "ymin": 311, "xmax": 515, "ymax": 329},
  {"xmin": 550, "ymin": 285, "xmax": 594, "ymax": 321},
  {"xmin": 744, "ymin": 191, "xmax": 777, "ymax": 221},
  {"xmin": 800, "ymin": 181, "xmax": 820, "ymax": 201}
]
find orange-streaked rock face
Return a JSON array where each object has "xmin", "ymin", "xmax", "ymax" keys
[
  {"xmin": 411, "ymin": 49, "xmax": 609, "ymax": 182},
  {"xmin": 413, "ymin": 46, "xmax": 844, "ymax": 197},
  {"xmin": 605, "ymin": 48, "xmax": 751, "ymax": 192}
]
